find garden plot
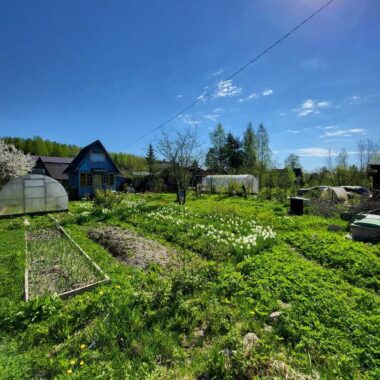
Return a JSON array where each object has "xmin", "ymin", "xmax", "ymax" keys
[
  {"xmin": 88, "ymin": 226, "xmax": 175, "ymax": 269},
  {"xmin": 25, "ymin": 226, "xmax": 108, "ymax": 300}
]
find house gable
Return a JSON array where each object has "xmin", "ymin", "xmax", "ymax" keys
[{"xmin": 64, "ymin": 140, "xmax": 120, "ymax": 174}]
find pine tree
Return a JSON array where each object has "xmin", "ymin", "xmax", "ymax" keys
[
  {"xmin": 242, "ymin": 122, "xmax": 257, "ymax": 173},
  {"xmin": 145, "ymin": 144, "xmax": 156, "ymax": 176},
  {"xmin": 206, "ymin": 123, "xmax": 226, "ymax": 173},
  {"xmin": 224, "ymin": 132, "xmax": 243, "ymax": 173}
]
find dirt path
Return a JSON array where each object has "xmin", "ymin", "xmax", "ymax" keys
[{"xmin": 88, "ymin": 226, "xmax": 175, "ymax": 269}]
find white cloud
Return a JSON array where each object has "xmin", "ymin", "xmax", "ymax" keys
[
  {"xmin": 203, "ymin": 113, "xmax": 220, "ymax": 122},
  {"xmin": 211, "ymin": 68, "xmax": 224, "ymax": 76},
  {"xmin": 176, "ymin": 94, "xmax": 183, "ymax": 98},
  {"xmin": 296, "ymin": 147, "xmax": 337, "ymax": 157},
  {"xmin": 323, "ymin": 125, "xmax": 337, "ymax": 130},
  {"xmin": 287, "ymin": 129, "xmax": 300, "ymax": 134},
  {"xmin": 298, "ymin": 109, "xmax": 314, "ymax": 117},
  {"xmin": 238, "ymin": 92, "xmax": 259, "ymax": 102},
  {"xmin": 317, "ymin": 101, "xmax": 329, "ymax": 108},
  {"xmin": 322, "ymin": 128, "xmax": 366, "ymax": 138},
  {"xmin": 295, "ymin": 98, "xmax": 330, "ymax": 117},
  {"xmin": 262, "ymin": 89, "xmax": 273, "ymax": 96},
  {"xmin": 179, "ymin": 114, "xmax": 201, "ymax": 126},
  {"xmin": 214, "ymin": 80, "xmax": 242, "ymax": 98},
  {"xmin": 213, "ymin": 108, "xmax": 223, "ymax": 113}
]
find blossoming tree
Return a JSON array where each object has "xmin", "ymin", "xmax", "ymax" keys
[{"xmin": 0, "ymin": 139, "xmax": 35, "ymax": 186}]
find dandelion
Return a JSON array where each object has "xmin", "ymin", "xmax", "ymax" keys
[
  {"xmin": 115, "ymin": 285, "xmax": 121, "ymax": 289},
  {"xmin": 80, "ymin": 360, "xmax": 84, "ymax": 366},
  {"xmin": 80, "ymin": 344, "xmax": 86, "ymax": 350},
  {"xmin": 70, "ymin": 359, "xmax": 76, "ymax": 365},
  {"xmin": 67, "ymin": 369, "xmax": 73, "ymax": 374},
  {"xmin": 99, "ymin": 290, "xmax": 104, "ymax": 296}
]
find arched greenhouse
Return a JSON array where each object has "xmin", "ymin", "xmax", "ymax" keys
[
  {"xmin": 201, "ymin": 174, "xmax": 259, "ymax": 194},
  {"xmin": 0, "ymin": 174, "xmax": 68, "ymax": 217}
]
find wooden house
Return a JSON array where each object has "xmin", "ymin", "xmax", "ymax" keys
[{"xmin": 63, "ymin": 140, "xmax": 126, "ymax": 198}]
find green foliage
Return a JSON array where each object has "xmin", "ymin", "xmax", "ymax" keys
[
  {"xmin": 285, "ymin": 231, "xmax": 380, "ymax": 292},
  {"xmin": 3, "ymin": 136, "xmax": 81, "ymax": 157},
  {"xmin": 2, "ymin": 136, "xmax": 147, "ymax": 174},
  {"xmin": 0, "ymin": 195, "xmax": 379, "ymax": 378}
]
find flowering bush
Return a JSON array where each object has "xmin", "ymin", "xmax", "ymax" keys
[
  {"xmin": 88, "ymin": 193, "xmax": 276, "ymax": 261},
  {"xmin": 139, "ymin": 206, "xmax": 276, "ymax": 260}
]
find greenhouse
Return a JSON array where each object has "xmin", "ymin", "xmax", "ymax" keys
[
  {"xmin": 0, "ymin": 174, "xmax": 68, "ymax": 217},
  {"xmin": 201, "ymin": 174, "xmax": 259, "ymax": 194}
]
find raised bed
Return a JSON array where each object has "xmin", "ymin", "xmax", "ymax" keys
[{"xmin": 25, "ymin": 225, "xmax": 108, "ymax": 300}]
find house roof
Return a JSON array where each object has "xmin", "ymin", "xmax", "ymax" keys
[
  {"xmin": 32, "ymin": 156, "xmax": 73, "ymax": 181},
  {"xmin": 32, "ymin": 155, "xmax": 73, "ymax": 164},
  {"xmin": 63, "ymin": 140, "xmax": 121, "ymax": 174}
]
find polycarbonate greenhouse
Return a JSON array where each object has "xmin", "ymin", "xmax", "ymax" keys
[
  {"xmin": 201, "ymin": 174, "xmax": 259, "ymax": 194},
  {"xmin": 0, "ymin": 174, "xmax": 68, "ymax": 217}
]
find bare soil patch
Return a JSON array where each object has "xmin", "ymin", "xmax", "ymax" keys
[{"xmin": 88, "ymin": 226, "xmax": 175, "ymax": 269}]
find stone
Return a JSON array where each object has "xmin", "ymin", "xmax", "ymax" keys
[
  {"xmin": 243, "ymin": 332, "xmax": 259, "ymax": 353},
  {"xmin": 269, "ymin": 311, "xmax": 282, "ymax": 320}
]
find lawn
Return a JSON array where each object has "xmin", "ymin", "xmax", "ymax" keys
[{"xmin": 0, "ymin": 192, "xmax": 379, "ymax": 379}]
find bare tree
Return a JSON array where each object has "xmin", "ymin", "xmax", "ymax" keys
[
  {"xmin": 357, "ymin": 139, "xmax": 366, "ymax": 172},
  {"xmin": 366, "ymin": 139, "xmax": 379, "ymax": 166},
  {"xmin": 335, "ymin": 148, "xmax": 348, "ymax": 169},
  {"xmin": 0, "ymin": 139, "xmax": 35, "ymax": 186},
  {"xmin": 157, "ymin": 127, "xmax": 201, "ymax": 204},
  {"xmin": 326, "ymin": 147, "xmax": 334, "ymax": 172}
]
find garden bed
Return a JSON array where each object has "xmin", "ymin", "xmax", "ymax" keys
[
  {"xmin": 25, "ymin": 225, "xmax": 108, "ymax": 300},
  {"xmin": 88, "ymin": 226, "xmax": 176, "ymax": 269}
]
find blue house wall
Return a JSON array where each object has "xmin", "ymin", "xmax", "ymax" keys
[{"xmin": 64, "ymin": 140, "xmax": 125, "ymax": 198}]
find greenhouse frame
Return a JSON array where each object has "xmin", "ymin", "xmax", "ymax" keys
[
  {"xmin": 201, "ymin": 174, "xmax": 259, "ymax": 194},
  {"xmin": 0, "ymin": 174, "xmax": 68, "ymax": 217}
]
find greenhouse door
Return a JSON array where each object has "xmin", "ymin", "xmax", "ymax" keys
[{"xmin": 24, "ymin": 177, "xmax": 46, "ymax": 213}]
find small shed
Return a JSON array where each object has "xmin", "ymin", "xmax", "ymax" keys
[
  {"xmin": 0, "ymin": 174, "xmax": 68, "ymax": 217},
  {"xmin": 368, "ymin": 164, "xmax": 380, "ymax": 191},
  {"xmin": 201, "ymin": 174, "xmax": 259, "ymax": 194}
]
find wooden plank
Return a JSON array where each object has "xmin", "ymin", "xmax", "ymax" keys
[
  {"xmin": 48, "ymin": 214, "xmax": 109, "ymax": 280},
  {"xmin": 59, "ymin": 279, "xmax": 109, "ymax": 299},
  {"xmin": 24, "ymin": 216, "xmax": 109, "ymax": 301},
  {"xmin": 24, "ymin": 230, "xmax": 29, "ymax": 301},
  {"xmin": 57, "ymin": 225, "xmax": 110, "ymax": 281}
]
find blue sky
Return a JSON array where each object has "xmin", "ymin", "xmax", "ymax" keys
[{"xmin": 0, "ymin": 0, "xmax": 379, "ymax": 169}]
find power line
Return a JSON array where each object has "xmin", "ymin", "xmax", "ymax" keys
[{"xmin": 121, "ymin": 0, "xmax": 336, "ymax": 149}]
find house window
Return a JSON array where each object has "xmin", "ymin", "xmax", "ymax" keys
[
  {"xmin": 90, "ymin": 152, "xmax": 106, "ymax": 162},
  {"xmin": 103, "ymin": 173, "xmax": 114, "ymax": 186},
  {"xmin": 80, "ymin": 173, "xmax": 92, "ymax": 187}
]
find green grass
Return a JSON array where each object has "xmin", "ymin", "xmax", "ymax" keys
[
  {"xmin": 0, "ymin": 193, "xmax": 379, "ymax": 379},
  {"xmin": 0, "ymin": 219, "xmax": 25, "ymax": 303}
]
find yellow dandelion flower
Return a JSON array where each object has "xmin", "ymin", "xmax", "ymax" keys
[
  {"xmin": 80, "ymin": 344, "xmax": 86, "ymax": 350},
  {"xmin": 99, "ymin": 290, "xmax": 104, "ymax": 296},
  {"xmin": 70, "ymin": 359, "xmax": 76, "ymax": 365},
  {"xmin": 80, "ymin": 360, "xmax": 84, "ymax": 366},
  {"xmin": 67, "ymin": 369, "xmax": 72, "ymax": 374},
  {"xmin": 115, "ymin": 285, "xmax": 121, "ymax": 289}
]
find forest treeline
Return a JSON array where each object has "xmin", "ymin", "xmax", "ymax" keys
[
  {"xmin": 2, "ymin": 136, "xmax": 147, "ymax": 174},
  {"xmin": 202, "ymin": 122, "xmax": 379, "ymax": 191}
]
